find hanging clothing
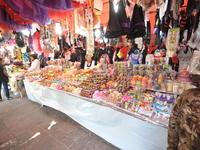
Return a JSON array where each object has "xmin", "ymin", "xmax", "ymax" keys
[
  {"xmin": 141, "ymin": 46, "xmax": 147, "ymax": 64},
  {"xmin": 15, "ymin": 32, "xmax": 25, "ymax": 48},
  {"xmin": 0, "ymin": 36, "xmax": 5, "ymax": 46},
  {"xmin": 172, "ymin": 0, "xmax": 183, "ymax": 20},
  {"xmin": 116, "ymin": 0, "xmax": 130, "ymax": 35},
  {"xmin": 38, "ymin": 52, "xmax": 48, "ymax": 68},
  {"xmin": 105, "ymin": 0, "xmax": 122, "ymax": 38},
  {"xmin": 15, "ymin": 48, "xmax": 23, "ymax": 61},
  {"xmin": 28, "ymin": 33, "xmax": 33, "ymax": 49},
  {"xmin": 186, "ymin": 0, "xmax": 197, "ymax": 17},
  {"xmin": 106, "ymin": 47, "xmax": 114, "ymax": 64},
  {"xmin": 128, "ymin": 53, "xmax": 142, "ymax": 64},
  {"xmin": 128, "ymin": 5, "xmax": 145, "ymax": 39},
  {"xmin": 32, "ymin": 31, "xmax": 42, "ymax": 54},
  {"xmin": 154, "ymin": 11, "xmax": 162, "ymax": 46},
  {"xmin": 144, "ymin": 21, "xmax": 151, "ymax": 44},
  {"xmin": 75, "ymin": 48, "xmax": 86, "ymax": 69}
]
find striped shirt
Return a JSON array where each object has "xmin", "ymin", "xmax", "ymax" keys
[{"xmin": 128, "ymin": 53, "xmax": 142, "ymax": 64}]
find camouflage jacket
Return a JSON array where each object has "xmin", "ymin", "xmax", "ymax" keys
[{"xmin": 167, "ymin": 87, "xmax": 200, "ymax": 150}]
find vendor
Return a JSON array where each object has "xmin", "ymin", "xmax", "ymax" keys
[
  {"xmin": 84, "ymin": 55, "xmax": 95, "ymax": 69},
  {"xmin": 27, "ymin": 54, "xmax": 40, "ymax": 72}
]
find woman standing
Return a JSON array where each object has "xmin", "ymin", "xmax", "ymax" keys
[{"xmin": 27, "ymin": 54, "xmax": 40, "ymax": 72}]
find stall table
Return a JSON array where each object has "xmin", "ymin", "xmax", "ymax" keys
[{"xmin": 24, "ymin": 80, "xmax": 168, "ymax": 150}]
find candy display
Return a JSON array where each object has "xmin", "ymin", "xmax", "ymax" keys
[{"xmin": 25, "ymin": 61, "xmax": 197, "ymax": 127}]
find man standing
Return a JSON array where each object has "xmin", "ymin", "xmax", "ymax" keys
[
  {"xmin": 0, "ymin": 58, "xmax": 11, "ymax": 101},
  {"xmin": 167, "ymin": 87, "xmax": 200, "ymax": 150}
]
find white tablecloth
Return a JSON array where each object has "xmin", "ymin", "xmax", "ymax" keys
[{"xmin": 24, "ymin": 80, "xmax": 168, "ymax": 150}]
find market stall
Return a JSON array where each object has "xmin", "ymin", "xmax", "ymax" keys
[
  {"xmin": 24, "ymin": 80, "xmax": 167, "ymax": 150},
  {"xmin": 1, "ymin": 0, "xmax": 200, "ymax": 149},
  {"xmin": 23, "ymin": 59, "xmax": 197, "ymax": 150}
]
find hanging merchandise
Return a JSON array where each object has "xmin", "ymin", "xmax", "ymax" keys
[
  {"xmin": 185, "ymin": 0, "xmax": 200, "ymax": 17},
  {"xmin": 128, "ymin": 4, "xmax": 145, "ymax": 39},
  {"xmin": 155, "ymin": 0, "xmax": 164, "ymax": 8},
  {"xmin": 28, "ymin": 33, "xmax": 33, "ymax": 49},
  {"xmin": 105, "ymin": 0, "xmax": 122, "ymax": 38},
  {"xmin": 154, "ymin": 11, "xmax": 163, "ymax": 45},
  {"xmin": 78, "ymin": 7, "xmax": 86, "ymax": 30},
  {"xmin": 141, "ymin": 0, "xmax": 155, "ymax": 11},
  {"xmin": 13, "ymin": 31, "xmax": 25, "ymax": 48},
  {"xmin": 158, "ymin": 0, "xmax": 168, "ymax": 20},
  {"xmin": 177, "ymin": 45, "xmax": 192, "ymax": 69},
  {"xmin": 32, "ymin": 30, "xmax": 43, "ymax": 54},
  {"xmin": 166, "ymin": 28, "xmax": 180, "ymax": 57},
  {"xmin": 15, "ymin": 48, "xmax": 23, "ymax": 61},
  {"xmin": 0, "ymin": 32, "xmax": 6, "ymax": 46},
  {"xmin": 43, "ymin": 39, "xmax": 54, "ymax": 54},
  {"xmin": 172, "ymin": 0, "xmax": 183, "ymax": 20},
  {"xmin": 116, "ymin": 0, "xmax": 131, "ymax": 35},
  {"xmin": 106, "ymin": 46, "xmax": 115, "ymax": 64},
  {"xmin": 188, "ymin": 50, "xmax": 200, "ymax": 76},
  {"xmin": 85, "ymin": 6, "xmax": 95, "ymax": 56},
  {"xmin": 187, "ymin": 23, "xmax": 200, "ymax": 50}
]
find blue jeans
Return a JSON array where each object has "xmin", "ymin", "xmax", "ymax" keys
[{"xmin": 0, "ymin": 82, "xmax": 9, "ymax": 99}]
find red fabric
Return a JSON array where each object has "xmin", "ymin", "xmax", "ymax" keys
[
  {"xmin": 33, "ymin": 31, "xmax": 43, "ymax": 53},
  {"xmin": 48, "ymin": 11, "xmax": 71, "ymax": 19},
  {"xmin": 0, "ymin": 0, "xmax": 33, "ymax": 25},
  {"xmin": 121, "ymin": 46, "xmax": 129, "ymax": 61},
  {"xmin": 48, "ymin": 1, "xmax": 86, "ymax": 19},
  {"xmin": 72, "ymin": 1, "xmax": 87, "ymax": 9},
  {"xmin": 0, "ymin": 23, "xmax": 14, "ymax": 30}
]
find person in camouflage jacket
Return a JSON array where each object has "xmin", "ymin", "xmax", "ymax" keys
[{"xmin": 167, "ymin": 87, "xmax": 200, "ymax": 150}]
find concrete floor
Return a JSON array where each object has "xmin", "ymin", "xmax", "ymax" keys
[{"xmin": 0, "ymin": 97, "xmax": 120, "ymax": 150}]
